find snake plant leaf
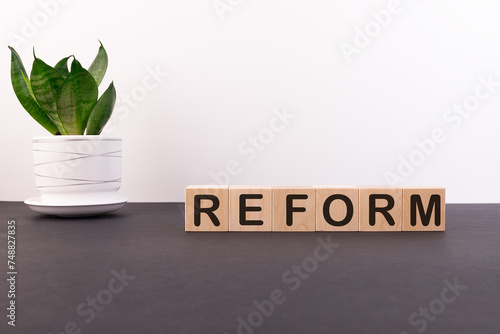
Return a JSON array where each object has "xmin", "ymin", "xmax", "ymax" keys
[
  {"xmin": 8, "ymin": 46, "xmax": 59, "ymax": 135},
  {"xmin": 30, "ymin": 57, "xmax": 67, "ymax": 135},
  {"xmin": 56, "ymin": 59, "xmax": 98, "ymax": 135},
  {"xmin": 54, "ymin": 56, "xmax": 71, "ymax": 79},
  {"xmin": 86, "ymin": 82, "xmax": 116, "ymax": 135},
  {"xmin": 88, "ymin": 41, "xmax": 108, "ymax": 86}
]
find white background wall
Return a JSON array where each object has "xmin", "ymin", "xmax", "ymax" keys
[{"xmin": 1, "ymin": 0, "xmax": 499, "ymax": 203}]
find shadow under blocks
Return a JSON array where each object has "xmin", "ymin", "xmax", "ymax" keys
[{"xmin": 185, "ymin": 186, "xmax": 445, "ymax": 232}]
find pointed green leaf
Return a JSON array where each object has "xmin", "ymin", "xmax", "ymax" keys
[
  {"xmin": 88, "ymin": 41, "xmax": 108, "ymax": 86},
  {"xmin": 54, "ymin": 56, "xmax": 71, "ymax": 79},
  {"xmin": 30, "ymin": 57, "xmax": 67, "ymax": 135},
  {"xmin": 8, "ymin": 46, "xmax": 59, "ymax": 135},
  {"xmin": 86, "ymin": 82, "xmax": 116, "ymax": 135},
  {"xmin": 56, "ymin": 59, "xmax": 98, "ymax": 135}
]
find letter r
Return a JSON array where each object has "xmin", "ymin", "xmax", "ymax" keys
[{"xmin": 194, "ymin": 195, "xmax": 220, "ymax": 227}]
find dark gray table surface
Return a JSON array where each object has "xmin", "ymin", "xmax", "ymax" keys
[{"xmin": 0, "ymin": 202, "xmax": 499, "ymax": 334}]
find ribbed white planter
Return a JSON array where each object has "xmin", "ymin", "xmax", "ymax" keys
[{"xmin": 32, "ymin": 136, "xmax": 122, "ymax": 205}]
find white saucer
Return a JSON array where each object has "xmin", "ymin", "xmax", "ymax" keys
[{"xmin": 24, "ymin": 197, "xmax": 128, "ymax": 217}]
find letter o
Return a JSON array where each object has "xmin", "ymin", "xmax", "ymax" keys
[
  {"xmin": 463, "ymin": 96, "xmax": 479, "ymax": 112},
  {"xmin": 131, "ymin": 86, "xmax": 147, "ymax": 102},
  {"xmin": 409, "ymin": 150, "xmax": 426, "ymax": 166},
  {"xmin": 302, "ymin": 257, "xmax": 318, "ymax": 273},
  {"xmin": 97, "ymin": 289, "xmax": 113, "ymax": 306},
  {"xmin": 365, "ymin": 21, "xmax": 382, "ymax": 37},
  {"xmin": 258, "ymin": 128, "xmax": 274, "ymax": 144},
  {"xmin": 33, "ymin": 12, "xmax": 49, "ymax": 27},
  {"xmin": 247, "ymin": 311, "xmax": 264, "ymax": 327},
  {"xmin": 429, "ymin": 299, "xmax": 446, "ymax": 315}
]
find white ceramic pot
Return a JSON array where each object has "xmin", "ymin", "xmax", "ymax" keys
[{"xmin": 32, "ymin": 136, "xmax": 122, "ymax": 204}]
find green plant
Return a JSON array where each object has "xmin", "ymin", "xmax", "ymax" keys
[{"xmin": 9, "ymin": 42, "xmax": 116, "ymax": 135}]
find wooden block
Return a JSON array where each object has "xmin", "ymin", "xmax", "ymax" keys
[
  {"xmin": 185, "ymin": 185, "xmax": 229, "ymax": 232},
  {"xmin": 359, "ymin": 187, "xmax": 402, "ymax": 232},
  {"xmin": 229, "ymin": 186, "xmax": 272, "ymax": 232},
  {"xmin": 403, "ymin": 187, "xmax": 445, "ymax": 231},
  {"xmin": 315, "ymin": 186, "xmax": 359, "ymax": 232},
  {"xmin": 272, "ymin": 187, "xmax": 315, "ymax": 232}
]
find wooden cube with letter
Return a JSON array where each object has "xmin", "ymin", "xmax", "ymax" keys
[
  {"xmin": 185, "ymin": 185, "xmax": 229, "ymax": 232},
  {"xmin": 359, "ymin": 187, "xmax": 402, "ymax": 232},
  {"xmin": 272, "ymin": 186, "xmax": 316, "ymax": 232},
  {"xmin": 315, "ymin": 186, "xmax": 359, "ymax": 232},
  {"xmin": 229, "ymin": 186, "xmax": 272, "ymax": 232},
  {"xmin": 403, "ymin": 187, "xmax": 445, "ymax": 231}
]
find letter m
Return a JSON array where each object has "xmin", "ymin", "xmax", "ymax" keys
[{"xmin": 410, "ymin": 194, "xmax": 441, "ymax": 227}]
